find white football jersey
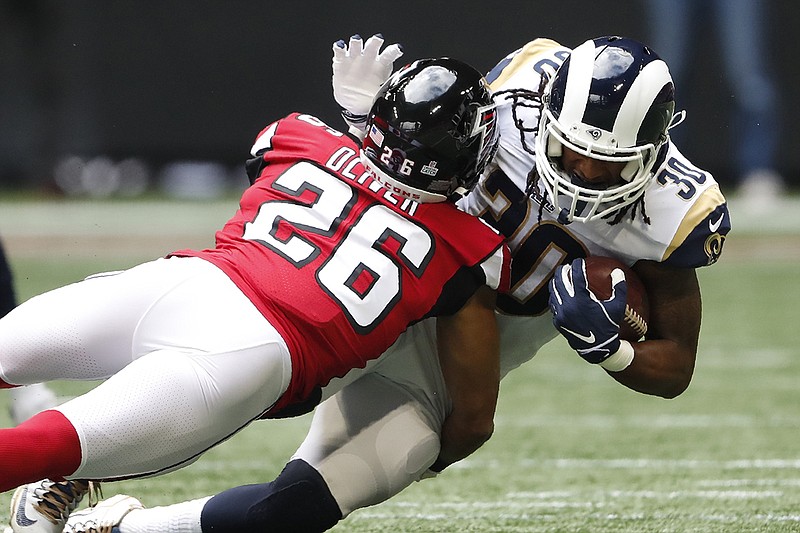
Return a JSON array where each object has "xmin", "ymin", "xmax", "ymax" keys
[
  {"xmin": 459, "ymin": 38, "xmax": 731, "ymax": 321},
  {"xmin": 322, "ymin": 37, "xmax": 733, "ymax": 416}
]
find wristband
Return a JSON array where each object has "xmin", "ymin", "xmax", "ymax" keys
[
  {"xmin": 599, "ymin": 339, "xmax": 634, "ymax": 372},
  {"xmin": 340, "ymin": 107, "xmax": 368, "ymax": 125}
]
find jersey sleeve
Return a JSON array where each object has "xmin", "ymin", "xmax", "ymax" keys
[
  {"xmin": 486, "ymin": 38, "xmax": 569, "ymax": 88},
  {"xmin": 662, "ymin": 185, "xmax": 731, "ymax": 268},
  {"xmin": 478, "ymin": 236, "xmax": 512, "ymax": 295},
  {"xmin": 245, "ymin": 118, "xmax": 282, "ymax": 185}
]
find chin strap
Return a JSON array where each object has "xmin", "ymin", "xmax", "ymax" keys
[{"xmin": 668, "ymin": 109, "xmax": 687, "ymax": 131}]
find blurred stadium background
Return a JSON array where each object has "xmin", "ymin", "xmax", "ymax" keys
[
  {"xmin": 1, "ymin": 1, "xmax": 799, "ymax": 198},
  {"xmin": 1, "ymin": 2, "xmax": 799, "ymax": 531}
]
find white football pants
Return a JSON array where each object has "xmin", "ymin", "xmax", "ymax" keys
[
  {"xmin": 0, "ymin": 257, "xmax": 292, "ymax": 480},
  {"xmin": 296, "ymin": 312, "xmax": 558, "ymax": 516}
]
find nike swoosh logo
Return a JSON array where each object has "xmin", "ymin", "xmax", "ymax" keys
[
  {"xmin": 561, "ymin": 327, "xmax": 595, "ymax": 344},
  {"xmin": 15, "ymin": 489, "xmax": 37, "ymax": 527},
  {"xmin": 709, "ymin": 212, "xmax": 724, "ymax": 233}
]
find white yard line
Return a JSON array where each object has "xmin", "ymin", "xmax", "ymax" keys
[
  {"xmin": 453, "ymin": 458, "xmax": 800, "ymax": 470},
  {"xmin": 493, "ymin": 413, "xmax": 800, "ymax": 428}
]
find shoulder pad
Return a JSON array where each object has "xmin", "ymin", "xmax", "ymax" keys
[
  {"xmin": 663, "ymin": 189, "xmax": 731, "ymax": 268},
  {"xmin": 486, "ymin": 39, "xmax": 569, "ymax": 90}
]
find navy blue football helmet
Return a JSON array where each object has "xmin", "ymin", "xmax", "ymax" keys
[
  {"xmin": 535, "ymin": 36, "xmax": 676, "ymax": 222},
  {"xmin": 361, "ymin": 58, "xmax": 498, "ymax": 203}
]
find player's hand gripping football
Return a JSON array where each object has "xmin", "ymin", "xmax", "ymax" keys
[
  {"xmin": 548, "ymin": 258, "xmax": 627, "ymax": 364},
  {"xmin": 332, "ymin": 33, "xmax": 404, "ymax": 136}
]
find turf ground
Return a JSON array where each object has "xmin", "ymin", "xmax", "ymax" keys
[{"xmin": 0, "ymin": 196, "xmax": 798, "ymax": 532}]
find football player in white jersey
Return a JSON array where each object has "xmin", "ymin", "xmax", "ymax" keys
[{"xmin": 40, "ymin": 35, "xmax": 731, "ymax": 533}]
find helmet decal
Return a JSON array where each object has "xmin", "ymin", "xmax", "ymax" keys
[{"xmin": 367, "ymin": 123, "xmax": 385, "ymax": 147}]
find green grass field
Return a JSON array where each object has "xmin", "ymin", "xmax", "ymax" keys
[{"xmin": 0, "ymin": 197, "xmax": 798, "ymax": 532}]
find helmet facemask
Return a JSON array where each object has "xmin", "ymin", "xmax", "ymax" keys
[
  {"xmin": 535, "ymin": 106, "xmax": 661, "ymax": 223},
  {"xmin": 452, "ymin": 100, "xmax": 499, "ymax": 198},
  {"xmin": 533, "ymin": 36, "xmax": 675, "ymax": 224}
]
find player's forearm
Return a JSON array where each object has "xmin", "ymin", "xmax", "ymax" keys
[
  {"xmin": 434, "ymin": 286, "xmax": 500, "ymax": 470},
  {"xmin": 434, "ymin": 344, "xmax": 498, "ymax": 469},
  {"xmin": 606, "ymin": 339, "xmax": 696, "ymax": 398},
  {"xmin": 435, "ymin": 353, "xmax": 499, "ymax": 469},
  {"xmin": 610, "ymin": 262, "xmax": 700, "ymax": 398},
  {"xmin": 435, "ymin": 412, "xmax": 494, "ymax": 470}
]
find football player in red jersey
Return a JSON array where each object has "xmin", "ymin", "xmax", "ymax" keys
[
  {"xmin": 0, "ymin": 55, "xmax": 511, "ymax": 532},
  {"xmin": 57, "ymin": 34, "xmax": 730, "ymax": 533}
]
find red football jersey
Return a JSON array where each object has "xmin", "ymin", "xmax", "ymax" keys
[{"xmin": 173, "ymin": 113, "xmax": 509, "ymax": 410}]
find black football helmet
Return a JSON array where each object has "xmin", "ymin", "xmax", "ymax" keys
[
  {"xmin": 535, "ymin": 36, "xmax": 676, "ymax": 222},
  {"xmin": 361, "ymin": 58, "xmax": 499, "ymax": 203}
]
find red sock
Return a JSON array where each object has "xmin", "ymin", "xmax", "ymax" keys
[{"xmin": 0, "ymin": 410, "xmax": 82, "ymax": 492}]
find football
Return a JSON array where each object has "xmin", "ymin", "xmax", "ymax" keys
[{"xmin": 584, "ymin": 256, "xmax": 649, "ymax": 341}]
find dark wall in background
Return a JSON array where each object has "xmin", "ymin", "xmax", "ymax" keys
[{"xmin": 1, "ymin": 1, "xmax": 798, "ymax": 191}]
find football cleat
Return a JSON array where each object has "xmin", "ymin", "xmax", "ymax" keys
[
  {"xmin": 64, "ymin": 495, "xmax": 144, "ymax": 533},
  {"xmin": 6, "ymin": 480, "xmax": 93, "ymax": 533}
]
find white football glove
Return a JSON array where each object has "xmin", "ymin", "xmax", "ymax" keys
[{"xmin": 332, "ymin": 33, "xmax": 404, "ymax": 137}]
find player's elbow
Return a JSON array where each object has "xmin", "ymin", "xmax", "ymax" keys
[
  {"xmin": 465, "ymin": 418, "xmax": 495, "ymax": 447},
  {"xmin": 660, "ymin": 383, "xmax": 687, "ymax": 399},
  {"xmin": 659, "ymin": 365, "xmax": 695, "ymax": 399}
]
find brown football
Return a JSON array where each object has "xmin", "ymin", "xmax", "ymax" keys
[{"xmin": 583, "ymin": 256, "xmax": 650, "ymax": 341}]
